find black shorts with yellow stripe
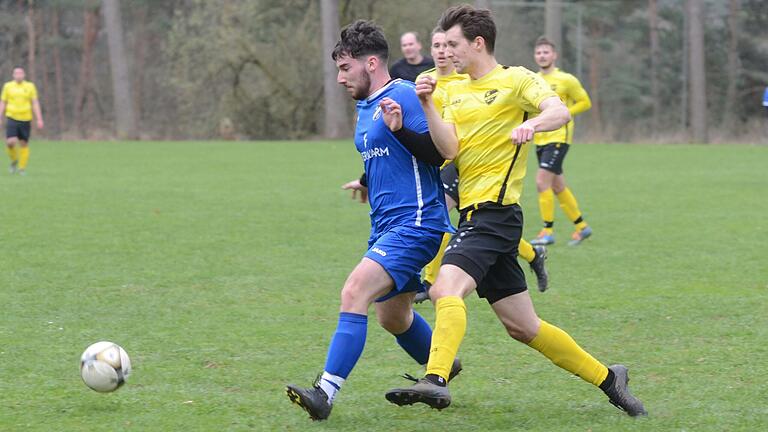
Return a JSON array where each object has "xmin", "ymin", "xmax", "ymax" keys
[
  {"xmin": 441, "ymin": 202, "xmax": 527, "ymax": 304},
  {"xmin": 536, "ymin": 142, "xmax": 570, "ymax": 175}
]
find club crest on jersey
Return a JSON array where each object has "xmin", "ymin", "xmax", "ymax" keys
[
  {"xmin": 484, "ymin": 89, "xmax": 499, "ymax": 105},
  {"xmin": 373, "ymin": 106, "xmax": 382, "ymax": 120}
]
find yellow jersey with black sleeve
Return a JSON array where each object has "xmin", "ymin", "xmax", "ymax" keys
[
  {"xmin": 533, "ymin": 68, "xmax": 590, "ymax": 145},
  {"xmin": 442, "ymin": 65, "xmax": 557, "ymax": 210},
  {"xmin": 1, "ymin": 80, "xmax": 38, "ymax": 121},
  {"xmin": 416, "ymin": 68, "xmax": 468, "ymax": 117}
]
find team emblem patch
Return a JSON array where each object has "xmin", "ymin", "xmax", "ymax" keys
[{"xmin": 484, "ymin": 89, "xmax": 499, "ymax": 105}]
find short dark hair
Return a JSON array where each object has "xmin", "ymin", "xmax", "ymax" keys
[
  {"xmin": 535, "ymin": 36, "xmax": 556, "ymax": 51},
  {"xmin": 439, "ymin": 4, "xmax": 496, "ymax": 54},
  {"xmin": 332, "ymin": 20, "xmax": 389, "ymax": 62},
  {"xmin": 430, "ymin": 26, "xmax": 444, "ymax": 39}
]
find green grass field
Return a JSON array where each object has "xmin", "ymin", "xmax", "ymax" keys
[{"xmin": 1, "ymin": 140, "xmax": 766, "ymax": 431}]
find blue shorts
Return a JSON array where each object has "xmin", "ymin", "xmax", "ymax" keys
[{"xmin": 365, "ymin": 225, "xmax": 444, "ymax": 302}]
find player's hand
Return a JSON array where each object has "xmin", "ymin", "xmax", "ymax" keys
[
  {"xmin": 341, "ymin": 179, "xmax": 368, "ymax": 204},
  {"xmin": 37, "ymin": 119, "xmax": 44, "ymax": 130},
  {"xmin": 415, "ymin": 75, "xmax": 437, "ymax": 102},
  {"xmin": 510, "ymin": 121, "xmax": 536, "ymax": 144},
  {"xmin": 379, "ymin": 98, "xmax": 402, "ymax": 132}
]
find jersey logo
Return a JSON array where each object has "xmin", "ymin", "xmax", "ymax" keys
[
  {"xmin": 373, "ymin": 106, "xmax": 382, "ymax": 121},
  {"xmin": 484, "ymin": 89, "xmax": 499, "ymax": 105},
  {"xmin": 363, "ymin": 133, "xmax": 368, "ymax": 148},
  {"xmin": 371, "ymin": 247, "xmax": 387, "ymax": 257}
]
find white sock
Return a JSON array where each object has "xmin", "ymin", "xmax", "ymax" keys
[{"xmin": 318, "ymin": 371, "xmax": 345, "ymax": 404}]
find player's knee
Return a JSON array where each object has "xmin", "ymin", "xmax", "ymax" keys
[
  {"xmin": 502, "ymin": 319, "xmax": 537, "ymax": 343},
  {"xmin": 377, "ymin": 309, "xmax": 410, "ymax": 334},
  {"xmin": 339, "ymin": 278, "xmax": 369, "ymax": 310}
]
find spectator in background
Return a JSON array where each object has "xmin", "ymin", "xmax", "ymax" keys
[
  {"xmin": 763, "ymin": 86, "xmax": 768, "ymax": 115},
  {"xmin": 389, "ymin": 32, "xmax": 434, "ymax": 82}
]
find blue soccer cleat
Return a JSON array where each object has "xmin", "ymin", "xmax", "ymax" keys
[
  {"xmin": 531, "ymin": 229, "xmax": 555, "ymax": 246},
  {"xmin": 568, "ymin": 226, "xmax": 593, "ymax": 246}
]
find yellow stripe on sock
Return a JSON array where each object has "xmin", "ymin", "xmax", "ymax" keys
[
  {"xmin": 18, "ymin": 147, "xmax": 30, "ymax": 169},
  {"xmin": 556, "ymin": 188, "xmax": 587, "ymax": 229},
  {"xmin": 539, "ymin": 189, "xmax": 555, "ymax": 230},
  {"xmin": 426, "ymin": 296, "xmax": 467, "ymax": 380},
  {"xmin": 518, "ymin": 239, "xmax": 535, "ymax": 263},
  {"xmin": 528, "ymin": 320, "xmax": 608, "ymax": 387},
  {"xmin": 5, "ymin": 146, "xmax": 18, "ymax": 162}
]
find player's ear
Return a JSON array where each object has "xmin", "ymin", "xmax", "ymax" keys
[
  {"xmin": 367, "ymin": 56, "xmax": 377, "ymax": 72},
  {"xmin": 473, "ymin": 36, "xmax": 484, "ymax": 52}
]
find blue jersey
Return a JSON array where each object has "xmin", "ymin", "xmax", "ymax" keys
[
  {"xmin": 763, "ymin": 87, "xmax": 768, "ymax": 107},
  {"xmin": 354, "ymin": 79, "xmax": 453, "ymax": 236}
]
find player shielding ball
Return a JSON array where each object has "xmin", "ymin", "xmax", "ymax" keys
[
  {"xmin": 1, "ymin": 67, "xmax": 44, "ymax": 176},
  {"xmin": 285, "ymin": 20, "xmax": 459, "ymax": 421},
  {"xmin": 385, "ymin": 5, "xmax": 647, "ymax": 417}
]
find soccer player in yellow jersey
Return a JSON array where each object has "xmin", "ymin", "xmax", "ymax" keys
[
  {"xmin": 386, "ymin": 5, "xmax": 646, "ymax": 417},
  {"xmin": 530, "ymin": 37, "xmax": 593, "ymax": 246},
  {"xmin": 416, "ymin": 27, "xmax": 548, "ymax": 296},
  {"xmin": 0, "ymin": 67, "xmax": 44, "ymax": 176}
]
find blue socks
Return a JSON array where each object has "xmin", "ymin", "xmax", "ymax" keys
[
  {"xmin": 395, "ymin": 311, "xmax": 433, "ymax": 365},
  {"xmin": 323, "ymin": 312, "xmax": 368, "ymax": 379}
]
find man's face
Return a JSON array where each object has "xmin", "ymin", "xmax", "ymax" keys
[
  {"xmin": 400, "ymin": 33, "xmax": 421, "ymax": 61},
  {"xmin": 336, "ymin": 54, "xmax": 372, "ymax": 100},
  {"xmin": 534, "ymin": 44, "xmax": 557, "ymax": 69},
  {"xmin": 12, "ymin": 68, "xmax": 25, "ymax": 82},
  {"xmin": 445, "ymin": 25, "xmax": 473, "ymax": 74},
  {"xmin": 430, "ymin": 32, "xmax": 452, "ymax": 69}
]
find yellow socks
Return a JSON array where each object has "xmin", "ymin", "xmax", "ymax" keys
[
  {"xmin": 538, "ymin": 189, "xmax": 555, "ymax": 234},
  {"xmin": 556, "ymin": 188, "xmax": 588, "ymax": 231},
  {"xmin": 518, "ymin": 239, "xmax": 535, "ymax": 263},
  {"xmin": 528, "ymin": 320, "xmax": 608, "ymax": 387},
  {"xmin": 5, "ymin": 146, "xmax": 17, "ymax": 163},
  {"xmin": 426, "ymin": 296, "xmax": 467, "ymax": 381},
  {"xmin": 423, "ymin": 233, "xmax": 452, "ymax": 286},
  {"xmin": 18, "ymin": 147, "xmax": 30, "ymax": 170}
]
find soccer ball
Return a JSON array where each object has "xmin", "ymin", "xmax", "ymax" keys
[{"xmin": 80, "ymin": 341, "xmax": 132, "ymax": 392}]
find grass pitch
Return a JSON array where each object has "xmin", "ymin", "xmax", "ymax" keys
[{"xmin": 1, "ymin": 140, "xmax": 766, "ymax": 431}]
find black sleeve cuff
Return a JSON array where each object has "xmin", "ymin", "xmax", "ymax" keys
[
  {"xmin": 359, "ymin": 172, "xmax": 368, "ymax": 187},
  {"xmin": 392, "ymin": 127, "xmax": 445, "ymax": 166}
]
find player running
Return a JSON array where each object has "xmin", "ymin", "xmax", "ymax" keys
[
  {"xmin": 385, "ymin": 5, "xmax": 647, "ymax": 417},
  {"xmin": 529, "ymin": 37, "xmax": 593, "ymax": 246},
  {"xmin": 286, "ymin": 20, "xmax": 459, "ymax": 421},
  {"xmin": 1, "ymin": 67, "xmax": 44, "ymax": 176}
]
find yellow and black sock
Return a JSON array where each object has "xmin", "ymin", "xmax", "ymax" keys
[
  {"xmin": 539, "ymin": 189, "xmax": 555, "ymax": 234},
  {"xmin": 423, "ymin": 233, "xmax": 451, "ymax": 286},
  {"xmin": 528, "ymin": 320, "xmax": 609, "ymax": 387},
  {"xmin": 18, "ymin": 147, "xmax": 30, "ymax": 170},
  {"xmin": 425, "ymin": 296, "xmax": 467, "ymax": 383},
  {"xmin": 556, "ymin": 188, "xmax": 588, "ymax": 231},
  {"xmin": 518, "ymin": 239, "xmax": 535, "ymax": 264}
]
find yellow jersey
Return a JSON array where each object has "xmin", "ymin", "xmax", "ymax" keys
[
  {"xmin": 1, "ymin": 80, "xmax": 38, "ymax": 121},
  {"xmin": 533, "ymin": 68, "xmax": 590, "ymax": 145},
  {"xmin": 443, "ymin": 65, "xmax": 557, "ymax": 209},
  {"xmin": 416, "ymin": 68, "xmax": 468, "ymax": 117}
]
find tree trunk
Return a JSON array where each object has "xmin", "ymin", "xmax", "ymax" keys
[
  {"xmin": 722, "ymin": 0, "xmax": 741, "ymax": 129},
  {"xmin": 52, "ymin": 6, "xmax": 66, "ymax": 135},
  {"xmin": 132, "ymin": 4, "xmax": 149, "ymax": 130},
  {"xmin": 545, "ymin": 0, "xmax": 563, "ymax": 55},
  {"xmin": 37, "ymin": 7, "xmax": 50, "ymax": 135},
  {"xmin": 26, "ymin": 0, "xmax": 36, "ymax": 82},
  {"xmin": 74, "ymin": 7, "xmax": 100, "ymax": 138},
  {"xmin": 587, "ymin": 21, "xmax": 603, "ymax": 139},
  {"xmin": 102, "ymin": 0, "xmax": 137, "ymax": 139},
  {"xmin": 648, "ymin": 0, "xmax": 661, "ymax": 132},
  {"xmin": 320, "ymin": 0, "xmax": 349, "ymax": 138},
  {"xmin": 687, "ymin": 0, "xmax": 708, "ymax": 143}
]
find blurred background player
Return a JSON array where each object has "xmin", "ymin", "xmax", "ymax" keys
[
  {"xmin": 529, "ymin": 37, "xmax": 592, "ymax": 246},
  {"xmin": 389, "ymin": 31, "xmax": 434, "ymax": 82},
  {"xmin": 1, "ymin": 67, "xmax": 44, "ymax": 175},
  {"xmin": 286, "ymin": 20, "xmax": 458, "ymax": 421}
]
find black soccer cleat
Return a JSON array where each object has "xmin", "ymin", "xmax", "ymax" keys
[
  {"xmin": 448, "ymin": 358, "xmax": 462, "ymax": 382},
  {"xmin": 529, "ymin": 245, "xmax": 549, "ymax": 292},
  {"xmin": 414, "ymin": 283, "xmax": 431, "ymax": 304},
  {"xmin": 385, "ymin": 377, "xmax": 452, "ymax": 410},
  {"xmin": 602, "ymin": 364, "xmax": 648, "ymax": 417},
  {"xmin": 286, "ymin": 381, "xmax": 333, "ymax": 421}
]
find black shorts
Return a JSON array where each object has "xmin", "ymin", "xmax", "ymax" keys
[
  {"xmin": 536, "ymin": 143, "xmax": 570, "ymax": 175},
  {"xmin": 442, "ymin": 202, "xmax": 527, "ymax": 304},
  {"xmin": 440, "ymin": 162, "xmax": 460, "ymax": 206},
  {"xmin": 6, "ymin": 118, "xmax": 31, "ymax": 142}
]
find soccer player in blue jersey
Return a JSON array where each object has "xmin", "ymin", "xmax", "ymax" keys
[{"xmin": 285, "ymin": 20, "xmax": 458, "ymax": 421}]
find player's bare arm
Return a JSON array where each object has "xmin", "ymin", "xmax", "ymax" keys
[
  {"xmin": 510, "ymin": 96, "xmax": 570, "ymax": 144},
  {"xmin": 341, "ymin": 178, "xmax": 368, "ymax": 203},
  {"xmin": 415, "ymin": 75, "xmax": 458, "ymax": 159},
  {"xmin": 32, "ymin": 99, "xmax": 44, "ymax": 129}
]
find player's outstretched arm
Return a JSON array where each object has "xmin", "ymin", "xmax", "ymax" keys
[
  {"xmin": 511, "ymin": 96, "xmax": 571, "ymax": 144},
  {"xmin": 415, "ymin": 75, "xmax": 459, "ymax": 159},
  {"xmin": 342, "ymin": 174, "xmax": 368, "ymax": 204},
  {"xmin": 568, "ymin": 77, "xmax": 592, "ymax": 117}
]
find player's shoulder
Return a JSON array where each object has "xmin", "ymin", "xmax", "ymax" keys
[
  {"xmin": 499, "ymin": 65, "xmax": 539, "ymax": 80},
  {"xmin": 554, "ymin": 69, "xmax": 581, "ymax": 84}
]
